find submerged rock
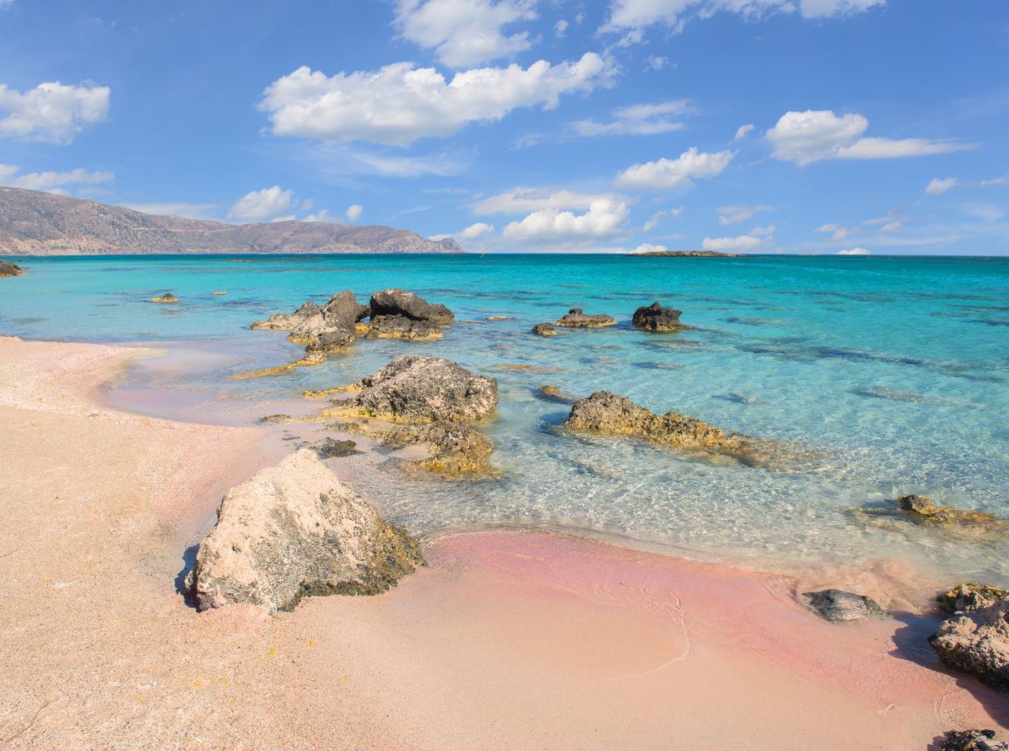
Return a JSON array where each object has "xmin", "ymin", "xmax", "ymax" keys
[
  {"xmin": 632, "ymin": 302, "xmax": 687, "ymax": 332},
  {"xmin": 0, "ymin": 262, "xmax": 25, "ymax": 277},
  {"xmin": 898, "ymin": 495, "xmax": 1008, "ymax": 532},
  {"xmin": 564, "ymin": 391, "xmax": 784, "ymax": 467},
  {"xmin": 316, "ymin": 438, "xmax": 360, "ymax": 458},
  {"xmin": 930, "ymin": 596, "xmax": 1009, "ymax": 690},
  {"xmin": 186, "ymin": 449, "xmax": 423, "ymax": 612},
  {"xmin": 329, "ymin": 356, "xmax": 498, "ymax": 424},
  {"xmin": 941, "ymin": 730, "xmax": 1008, "ymax": 751},
  {"xmin": 150, "ymin": 292, "xmax": 179, "ymax": 304},
  {"xmin": 534, "ymin": 385, "xmax": 578, "ymax": 405},
  {"xmin": 532, "ymin": 322, "xmax": 557, "ymax": 337},
  {"xmin": 381, "ymin": 422, "xmax": 496, "ymax": 479},
  {"xmin": 554, "ymin": 308, "xmax": 617, "ymax": 328},
  {"xmin": 939, "ymin": 583, "xmax": 1009, "ymax": 614},
  {"xmin": 369, "ymin": 288, "xmax": 454, "ymax": 324},
  {"xmin": 803, "ymin": 589, "xmax": 884, "ymax": 622}
]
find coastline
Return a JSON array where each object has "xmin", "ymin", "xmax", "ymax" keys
[{"xmin": 1, "ymin": 335, "xmax": 1007, "ymax": 748}]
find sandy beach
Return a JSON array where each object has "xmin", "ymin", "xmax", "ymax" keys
[{"xmin": 1, "ymin": 335, "xmax": 1006, "ymax": 749}]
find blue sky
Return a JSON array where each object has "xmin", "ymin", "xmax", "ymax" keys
[{"xmin": 0, "ymin": 0, "xmax": 1007, "ymax": 254}]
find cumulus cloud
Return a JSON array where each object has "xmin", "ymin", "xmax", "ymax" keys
[
  {"xmin": 261, "ymin": 53, "xmax": 612, "ymax": 147},
  {"xmin": 925, "ymin": 177, "xmax": 957, "ymax": 195},
  {"xmin": 460, "ymin": 221, "xmax": 495, "ymax": 238},
  {"xmin": 228, "ymin": 186, "xmax": 295, "ymax": 223},
  {"xmin": 472, "ymin": 187, "xmax": 622, "ymax": 215},
  {"xmin": 767, "ymin": 110, "xmax": 971, "ymax": 166},
  {"xmin": 837, "ymin": 247, "xmax": 871, "ymax": 255},
  {"xmin": 631, "ymin": 243, "xmax": 668, "ymax": 253},
  {"xmin": 603, "ymin": 0, "xmax": 884, "ymax": 31},
  {"xmin": 816, "ymin": 222, "xmax": 853, "ymax": 241},
  {"xmin": 0, "ymin": 163, "xmax": 114, "ymax": 193},
  {"xmin": 734, "ymin": 123, "xmax": 754, "ymax": 140},
  {"xmin": 502, "ymin": 197, "xmax": 630, "ymax": 243},
  {"xmin": 718, "ymin": 204, "xmax": 771, "ymax": 226},
  {"xmin": 395, "ymin": 0, "xmax": 537, "ymax": 67},
  {"xmin": 346, "ymin": 204, "xmax": 364, "ymax": 222},
  {"xmin": 571, "ymin": 100, "xmax": 694, "ymax": 137},
  {"xmin": 0, "ymin": 81, "xmax": 110, "ymax": 144},
  {"xmin": 702, "ymin": 233, "xmax": 764, "ymax": 251},
  {"xmin": 615, "ymin": 147, "xmax": 735, "ymax": 190}
]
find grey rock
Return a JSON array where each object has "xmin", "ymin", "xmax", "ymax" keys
[
  {"xmin": 532, "ymin": 322, "xmax": 557, "ymax": 337},
  {"xmin": 370, "ymin": 288, "xmax": 454, "ymax": 324},
  {"xmin": 554, "ymin": 308, "xmax": 617, "ymax": 328},
  {"xmin": 186, "ymin": 449, "xmax": 423, "ymax": 612},
  {"xmin": 322, "ymin": 290, "xmax": 370, "ymax": 328},
  {"xmin": 803, "ymin": 589, "xmax": 885, "ymax": 622},
  {"xmin": 252, "ymin": 301, "xmax": 322, "ymax": 331},
  {"xmin": 316, "ymin": 438, "xmax": 360, "ymax": 458},
  {"xmin": 941, "ymin": 730, "xmax": 1008, "ymax": 751},
  {"xmin": 366, "ymin": 314, "xmax": 444, "ymax": 341},
  {"xmin": 632, "ymin": 301, "xmax": 687, "ymax": 332},
  {"xmin": 930, "ymin": 597, "xmax": 1009, "ymax": 690},
  {"xmin": 335, "ymin": 355, "xmax": 498, "ymax": 424}
]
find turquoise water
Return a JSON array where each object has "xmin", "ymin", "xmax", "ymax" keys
[{"xmin": 3, "ymin": 254, "xmax": 1008, "ymax": 580}]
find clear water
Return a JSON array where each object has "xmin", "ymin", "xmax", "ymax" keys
[{"xmin": 2, "ymin": 254, "xmax": 1008, "ymax": 580}]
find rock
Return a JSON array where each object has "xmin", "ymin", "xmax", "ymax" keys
[
  {"xmin": 150, "ymin": 292, "xmax": 179, "ymax": 303},
  {"xmin": 316, "ymin": 438, "xmax": 360, "ymax": 458},
  {"xmin": 186, "ymin": 449, "xmax": 422, "ymax": 612},
  {"xmin": 329, "ymin": 356, "xmax": 498, "ymax": 424},
  {"xmin": 366, "ymin": 315, "xmax": 444, "ymax": 341},
  {"xmin": 941, "ymin": 730, "xmax": 1008, "ymax": 751},
  {"xmin": 532, "ymin": 322, "xmax": 557, "ymax": 337},
  {"xmin": 534, "ymin": 385, "xmax": 578, "ymax": 405},
  {"xmin": 898, "ymin": 495, "xmax": 1008, "ymax": 532},
  {"xmin": 930, "ymin": 597, "xmax": 1009, "ymax": 690},
  {"xmin": 369, "ymin": 288, "xmax": 454, "ymax": 324},
  {"xmin": 564, "ymin": 391, "xmax": 777, "ymax": 467},
  {"xmin": 554, "ymin": 308, "xmax": 617, "ymax": 328},
  {"xmin": 252, "ymin": 301, "xmax": 321, "ymax": 331},
  {"xmin": 803, "ymin": 589, "xmax": 884, "ymax": 622},
  {"xmin": 322, "ymin": 290, "xmax": 370, "ymax": 328},
  {"xmin": 0, "ymin": 262, "xmax": 25, "ymax": 277},
  {"xmin": 258, "ymin": 414, "xmax": 294, "ymax": 424},
  {"xmin": 939, "ymin": 583, "xmax": 1009, "ymax": 614},
  {"xmin": 381, "ymin": 422, "xmax": 496, "ymax": 479},
  {"xmin": 632, "ymin": 302, "xmax": 688, "ymax": 332},
  {"xmin": 212, "ymin": 291, "xmax": 227, "ymax": 296}
]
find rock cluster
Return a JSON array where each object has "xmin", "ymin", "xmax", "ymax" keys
[
  {"xmin": 186, "ymin": 449, "xmax": 423, "ymax": 612},
  {"xmin": 930, "ymin": 582, "xmax": 1009, "ymax": 690},
  {"xmin": 253, "ymin": 291, "xmax": 370, "ymax": 354},
  {"xmin": 803, "ymin": 589, "xmax": 884, "ymax": 622},
  {"xmin": 367, "ymin": 288, "xmax": 454, "ymax": 341},
  {"xmin": 940, "ymin": 730, "xmax": 1008, "ymax": 751},
  {"xmin": 554, "ymin": 308, "xmax": 617, "ymax": 328},
  {"xmin": 0, "ymin": 262, "xmax": 25, "ymax": 277},
  {"xmin": 564, "ymin": 390, "xmax": 782, "ymax": 467},
  {"xmin": 632, "ymin": 302, "xmax": 688, "ymax": 332}
]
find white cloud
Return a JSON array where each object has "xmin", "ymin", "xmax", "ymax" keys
[
  {"xmin": 0, "ymin": 163, "xmax": 114, "ymax": 193},
  {"xmin": 980, "ymin": 175, "xmax": 1009, "ymax": 187},
  {"xmin": 602, "ymin": 0, "xmax": 883, "ymax": 31},
  {"xmin": 502, "ymin": 197, "xmax": 630, "ymax": 243},
  {"xmin": 308, "ymin": 143, "xmax": 470, "ymax": 178},
  {"xmin": 880, "ymin": 221, "xmax": 901, "ymax": 233},
  {"xmin": 702, "ymin": 233, "xmax": 764, "ymax": 251},
  {"xmin": 571, "ymin": 100, "xmax": 694, "ymax": 137},
  {"xmin": 305, "ymin": 209, "xmax": 339, "ymax": 222},
  {"xmin": 767, "ymin": 110, "xmax": 971, "ymax": 166},
  {"xmin": 643, "ymin": 206, "xmax": 684, "ymax": 230},
  {"xmin": 816, "ymin": 222, "xmax": 853, "ymax": 241},
  {"xmin": 925, "ymin": 177, "xmax": 957, "ymax": 195},
  {"xmin": 615, "ymin": 146, "xmax": 735, "ymax": 190},
  {"xmin": 346, "ymin": 204, "xmax": 364, "ymax": 222},
  {"xmin": 0, "ymin": 81, "xmax": 110, "ymax": 144},
  {"xmin": 718, "ymin": 204, "xmax": 771, "ymax": 226},
  {"xmin": 0, "ymin": 1, "xmax": 13, "ymax": 9},
  {"xmin": 646, "ymin": 56, "xmax": 670, "ymax": 71},
  {"xmin": 261, "ymin": 53, "xmax": 612, "ymax": 147},
  {"xmin": 962, "ymin": 204, "xmax": 1005, "ymax": 223},
  {"xmin": 472, "ymin": 187, "xmax": 622, "ymax": 215},
  {"xmin": 395, "ymin": 0, "xmax": 537, "ymax": 68},
  {"xmin": 837, "ymin": 247, "xmax": 871, "ymax": 255},
  {"xmin": 631, "ymin": 242, "xmax": 668, "ymax": 253},
  {"xmin": 734, "ymin": 123, "xmax": 754, "ymax": 140},
  {"xmin": 121, "ymin": 202, "xmax": 219, "ymax": 220},
  {"xmin": 228, "ymin": 186, "xmax": 295, "ymax": 223},
  {"xmin": 555, "ymin": 19, "xmax": 569, "ymax": 37},
  {"xmin": 460, "ymin": 221, "xmax": 495, "ymax": 238},
  {"xmin": 750, "ymin": 223, "xmax": 775, "ymax": 237}
]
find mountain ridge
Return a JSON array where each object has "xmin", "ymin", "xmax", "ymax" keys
[{"xmin": 0, "ymin": 187, "xmax": 461, "ymax": 255}]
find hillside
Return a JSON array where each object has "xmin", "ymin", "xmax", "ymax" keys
[{"xmin": 0, "ymin": 187, "xmax": 461, "ymax": 255}]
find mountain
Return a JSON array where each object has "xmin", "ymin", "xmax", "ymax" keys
[{"xmin": 0, "ymin": 187, "xmax": 461, "ymax": 255}]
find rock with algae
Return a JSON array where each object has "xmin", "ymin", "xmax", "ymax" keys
[
  {"xmin": 150, "ymin": 292, "xmax": 179, "ymax": 303},
  {"xmin": 554, "ymin": 308, "xmax": 617, "ymax": 328},
  {"xmin": 930, "ymin": 591, "xmax": 1009, "ymax": 691},
  {"xmin": 632, "ymin": 301, "xmax": 688, "ymax": 332},
  {"xmin": 898, "ymin": 495, "xmax": 1008, "ymax": 532},
  {"xmin": 186, "ymin": 449, "xmax": 422, "ymax": 612},
  {"xmin": 0, "ymin": 262, "xmax": 26, "ymax": 277},
  {"xmin": 803, "ymin": 589, "xmax": 884, "ymax": 622}
]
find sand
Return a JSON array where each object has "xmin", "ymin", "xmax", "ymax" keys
[{"xmin": 0, "ymin": 335, "xmax": 1006, "ymax": 749}]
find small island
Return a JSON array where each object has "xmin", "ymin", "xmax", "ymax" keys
[
  {"xmin": 0, "ymin": 261, "xmax": 26, "ymax": 277},
  {"xmin": 626, "ymin": 250, "xmax": 742, "ymax": 258}
]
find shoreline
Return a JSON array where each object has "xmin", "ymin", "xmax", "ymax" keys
[{"xmin": 1, "ymin": 335, "xmax": 1007, "ymax": 747}]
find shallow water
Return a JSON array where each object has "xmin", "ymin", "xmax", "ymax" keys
[{"xmin": 2, "ymin": 253, "xmax": 1008, "ymax": 581}]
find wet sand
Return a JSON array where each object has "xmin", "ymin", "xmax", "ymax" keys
[{"xmin": 0, "ymin": 336, "xmax": 1006, "ymax": 749}]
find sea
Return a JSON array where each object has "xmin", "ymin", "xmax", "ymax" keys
[{"xmin": 2, "ymin": 253, "xmax": 1008, "ymax": 583}]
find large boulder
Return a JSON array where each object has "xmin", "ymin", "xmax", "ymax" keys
[
  {"xmin": 330, "ymin": 356, "xmax": 498, "ymax": 424},
  {"xmin": 803, "ymin": 589, "xmax": 884, "ymax": 622},
  {"xmin": 186, "ymin": 449, "xmax": 422, "ymax": 612},
  {"xmin": 322, "ymin": 290, "xmax": 370, "ymax": 328},
  {"xmin": 632, "ymin": 302, "xmax": 687, "ymax": 332},
  {"xmin": 564, "ymin": 391, "xmax": 787, "ymax": 467},
  {"xmin": 939, "ymin": 583, "xmax": 1009, "ymax": 614},
  {"xmin": 370, "ymin": 289, "xmax": 454, "ymax": 324},
  {"xmin": 554, "ymin": 308, "xmax": 617, "ymax": 328},
  {"xmin": 930, "ymin": 596, "xmax": 1009, "ymax": 690},
  {"xmin": 254, "ymin": 292, "xmax": 366, "ymax": 353}
]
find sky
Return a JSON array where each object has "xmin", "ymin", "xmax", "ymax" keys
[{"xmin": 0, "ymin": 1, "xmax": 1007, "ymax": 255}]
